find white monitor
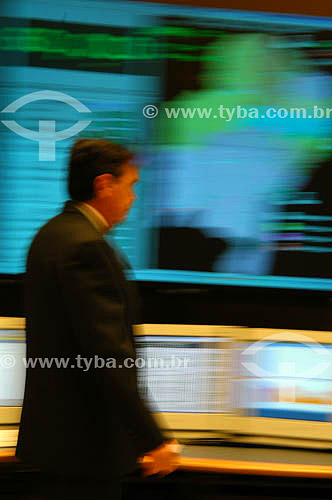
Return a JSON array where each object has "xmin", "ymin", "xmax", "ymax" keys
[
  {"xmin": 232, "ymin": 328, "xmax": 332, "ymax": 448},
  {"xmin": 134, "ymin": 324, "xmax": 243, "ymax": 439},
  {"xmin": 0, "ymin": 317, "xmax": 25, "ymax": 425}
]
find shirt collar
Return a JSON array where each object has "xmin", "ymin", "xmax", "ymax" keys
[{"xmin": 75, "ymin": 202, "xmax": 109, "ymax": 234}]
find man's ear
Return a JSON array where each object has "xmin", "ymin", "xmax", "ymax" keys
[{"xmin": 93, "ymin": 174, "xmax": 114, "ymax": 198}]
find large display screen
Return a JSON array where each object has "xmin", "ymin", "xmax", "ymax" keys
[{"xmin": 1, "ymin": 1, "xmax": 332, "ymax": 290}]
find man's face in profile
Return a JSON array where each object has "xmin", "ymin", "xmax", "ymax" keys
[{"xmin": 103, "ymin": 163, "xmax": 139, "ymax": 227}]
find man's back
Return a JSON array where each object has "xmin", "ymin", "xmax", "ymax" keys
[{"xmin": 17, "ymin": 202, "xmax": 163, "ymax": 477}]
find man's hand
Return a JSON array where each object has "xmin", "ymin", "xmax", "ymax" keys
[{"xmin": 138, "ymin": 439, "xmax": 181, "ymax": 477}]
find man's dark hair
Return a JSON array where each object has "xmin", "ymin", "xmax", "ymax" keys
[{"xmin": 68, "ymin": 138, "xmax": 134, "ymax": 201}]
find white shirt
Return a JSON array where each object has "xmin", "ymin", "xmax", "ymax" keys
[{"xmin": 75, "ymin": 202, "xmax": 109, "ymax": 234}]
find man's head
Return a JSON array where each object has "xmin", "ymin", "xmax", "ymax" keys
[{"xmin": 68, "ymin": 138, "xmax": 139, "ymax": 228}]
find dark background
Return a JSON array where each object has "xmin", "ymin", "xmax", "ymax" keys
[{"xmin": 2, "ymin": 275, "xmax": 332, "ymax": 331}]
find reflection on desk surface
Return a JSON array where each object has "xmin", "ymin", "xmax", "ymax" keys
[
  {"xmin": 1, "ymin": 428, "xmax": 331, "ymax": 470},
  {"xmin": 181, "ymin": 445, "xmax": 332, "ymax": 467}
]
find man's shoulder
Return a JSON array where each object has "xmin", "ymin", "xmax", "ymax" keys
[
  {"xmin": 39, "ymin": 207, "xmax": 97, "ymax": 239},
  {"xmin": 29, "ymin": 206, "xmax": 103, "ymax": 261}
]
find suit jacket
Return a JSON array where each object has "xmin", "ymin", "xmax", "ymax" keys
[{"xmin": 16, "ymin": 201, "xmax": 164, "ymax": 477}]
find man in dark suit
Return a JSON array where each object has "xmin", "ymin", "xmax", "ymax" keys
[{"xmin": 16, "ymin": 138, "xmax": 179, "ymax": 499}]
